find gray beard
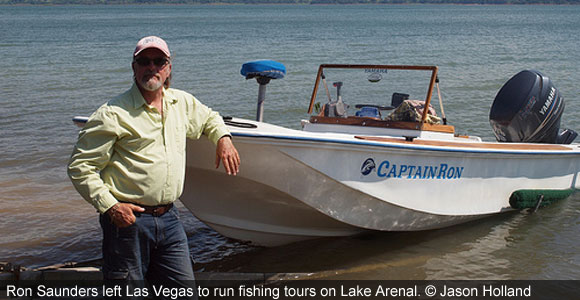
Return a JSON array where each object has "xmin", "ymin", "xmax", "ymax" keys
[{"xmin": 140, "ymin": 77, "xmax": 163, "ymax": 92}]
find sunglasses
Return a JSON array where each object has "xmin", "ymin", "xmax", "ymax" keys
[{"xmin": 134, "ymin": 57, "xmax": 170, "ymax": 67}]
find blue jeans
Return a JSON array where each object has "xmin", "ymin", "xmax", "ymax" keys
[{"xmin": 100, "ymin": 205, "xmax": 197, "ymax": 299}]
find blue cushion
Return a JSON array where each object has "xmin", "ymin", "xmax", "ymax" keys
[
  {"xmin": 241, "ymin": 60, "xmax": 286, "ymax": 80},
  {"xmin": 356, "ymin": 106, "xmax": 381, "ymax": 118}
]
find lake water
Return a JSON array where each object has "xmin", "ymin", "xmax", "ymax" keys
[{"xmin": 1, "ymin": 4, "xmax": 580, "ymax": 280}]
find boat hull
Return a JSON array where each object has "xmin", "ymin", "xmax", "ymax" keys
[{"xmin": 181, "ymin": 121, "xmax": 580, "ymax": 246}]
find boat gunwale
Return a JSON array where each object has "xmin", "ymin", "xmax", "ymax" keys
[
  {"xmin": 355, "ymin": 135, "xmax": 574, "ymax": 151},
  {"xmin": 229, "ymin": 131, "xmax": 580, "ymax": 155}
]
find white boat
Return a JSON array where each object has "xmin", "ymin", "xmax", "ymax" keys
[
  {"xmin": 180, "ymin": 63, "xmax": 580, "ymax": 246},
  {"xmin": 73, "ymin": 63, "xmax": 580, "ymax": 247}
]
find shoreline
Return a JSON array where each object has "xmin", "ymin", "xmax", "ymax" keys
[{"xmin": 1, "ymin": 2, "xmax": 579, "ymax": 6}]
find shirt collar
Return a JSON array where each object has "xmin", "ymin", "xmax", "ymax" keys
[{"xmin": 130, "ymin": 83, "xmax": 178, "ymax": 109}]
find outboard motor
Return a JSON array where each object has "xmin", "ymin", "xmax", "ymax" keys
[{"xmin": 489, "ymin": 70, "xmax": 577, "ymax": 144}]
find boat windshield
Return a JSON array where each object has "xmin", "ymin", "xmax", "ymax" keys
[{"xmin": 308, "ymin": 65, "xmax": 441, "ymax": 125}]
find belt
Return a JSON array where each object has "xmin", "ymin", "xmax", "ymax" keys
[{"xmin": 135, "ymin": 203, "xmax": 173, "ymax": 217}]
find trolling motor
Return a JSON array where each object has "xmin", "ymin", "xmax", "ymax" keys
[{"xmin": 241, "ymin": 60, "xmax": 286, "ymax": 122}]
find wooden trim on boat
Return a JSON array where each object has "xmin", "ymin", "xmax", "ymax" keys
[
  {"xmin": 309, "ymin": 116, "xmax": 456, "ymax": 134},
  {"xmin": 422, "ymin": 67, "xmax": 438, "ymax": 123},
  {"xmin": 355, "ymin": 136, "xmax": 573, "ymax": 151}
]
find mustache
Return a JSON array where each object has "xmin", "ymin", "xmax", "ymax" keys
[
  {"xmin": 142, "ymin": 71, "xmax": 160, "ymax": 77},
  {"xmin": 140, "ymin": 72, "xmax": 161, "ymax": 81}
]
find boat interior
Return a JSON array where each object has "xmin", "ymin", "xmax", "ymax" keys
[{"xmin": 303, "ymin": 64, "xmax": 458, "ymax": 139}]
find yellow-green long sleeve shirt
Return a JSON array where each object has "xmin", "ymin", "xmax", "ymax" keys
[{"xmin": 68, "ymin": 84, "xmax": 230, "ymax": 214}]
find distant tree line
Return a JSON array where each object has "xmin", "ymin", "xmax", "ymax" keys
[{"xmin": 2, "ymin": 0, "xmax": 579, "ymax": 4}]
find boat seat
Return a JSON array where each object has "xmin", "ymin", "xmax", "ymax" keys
[
  {"xmin": 388, "ymin": 92, "xmax": 409, "ymax": 110},
  {"xmin": 240, "ymin": 60, "xmax": 286, "ymax": 122},
  {"xmin": 240, "ymin": 60, "xmax": 286, "ymax": 80}
]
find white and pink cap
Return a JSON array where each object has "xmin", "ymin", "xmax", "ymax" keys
[{"xmin": 133, "ymin": 36, "xmax": 171, "ymax": 58}]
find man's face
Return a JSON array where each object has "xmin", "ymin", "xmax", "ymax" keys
[{"xmin": 132, "ymin": 48, "xmax": 171, "ymax": 92}]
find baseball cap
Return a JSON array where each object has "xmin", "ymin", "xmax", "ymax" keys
[{"xmin": 133, "ymin": 36, "xmax": 171, "ymax": 58}]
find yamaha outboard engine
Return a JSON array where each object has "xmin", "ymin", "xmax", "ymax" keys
[{"xmin": 489, "ymin": 70, "xmax": 577, "ymax": 144}]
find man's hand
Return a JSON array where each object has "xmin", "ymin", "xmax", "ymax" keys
[
  {"xmin": 215, "ymin": 136, "xmax": 240, "ymax": 175},
  {"xmin": 106, "ymin": 203, "xmax": 145, "ymax": 228}
]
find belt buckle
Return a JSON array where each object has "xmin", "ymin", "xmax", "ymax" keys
[{"xmin": 152, "ymin": 207, "xmax": 163, "ymax": 217}]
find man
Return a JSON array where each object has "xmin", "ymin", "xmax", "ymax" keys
[{"xmin": 68, "ymin": 36, "xmax": 240, "ymax": 296}]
